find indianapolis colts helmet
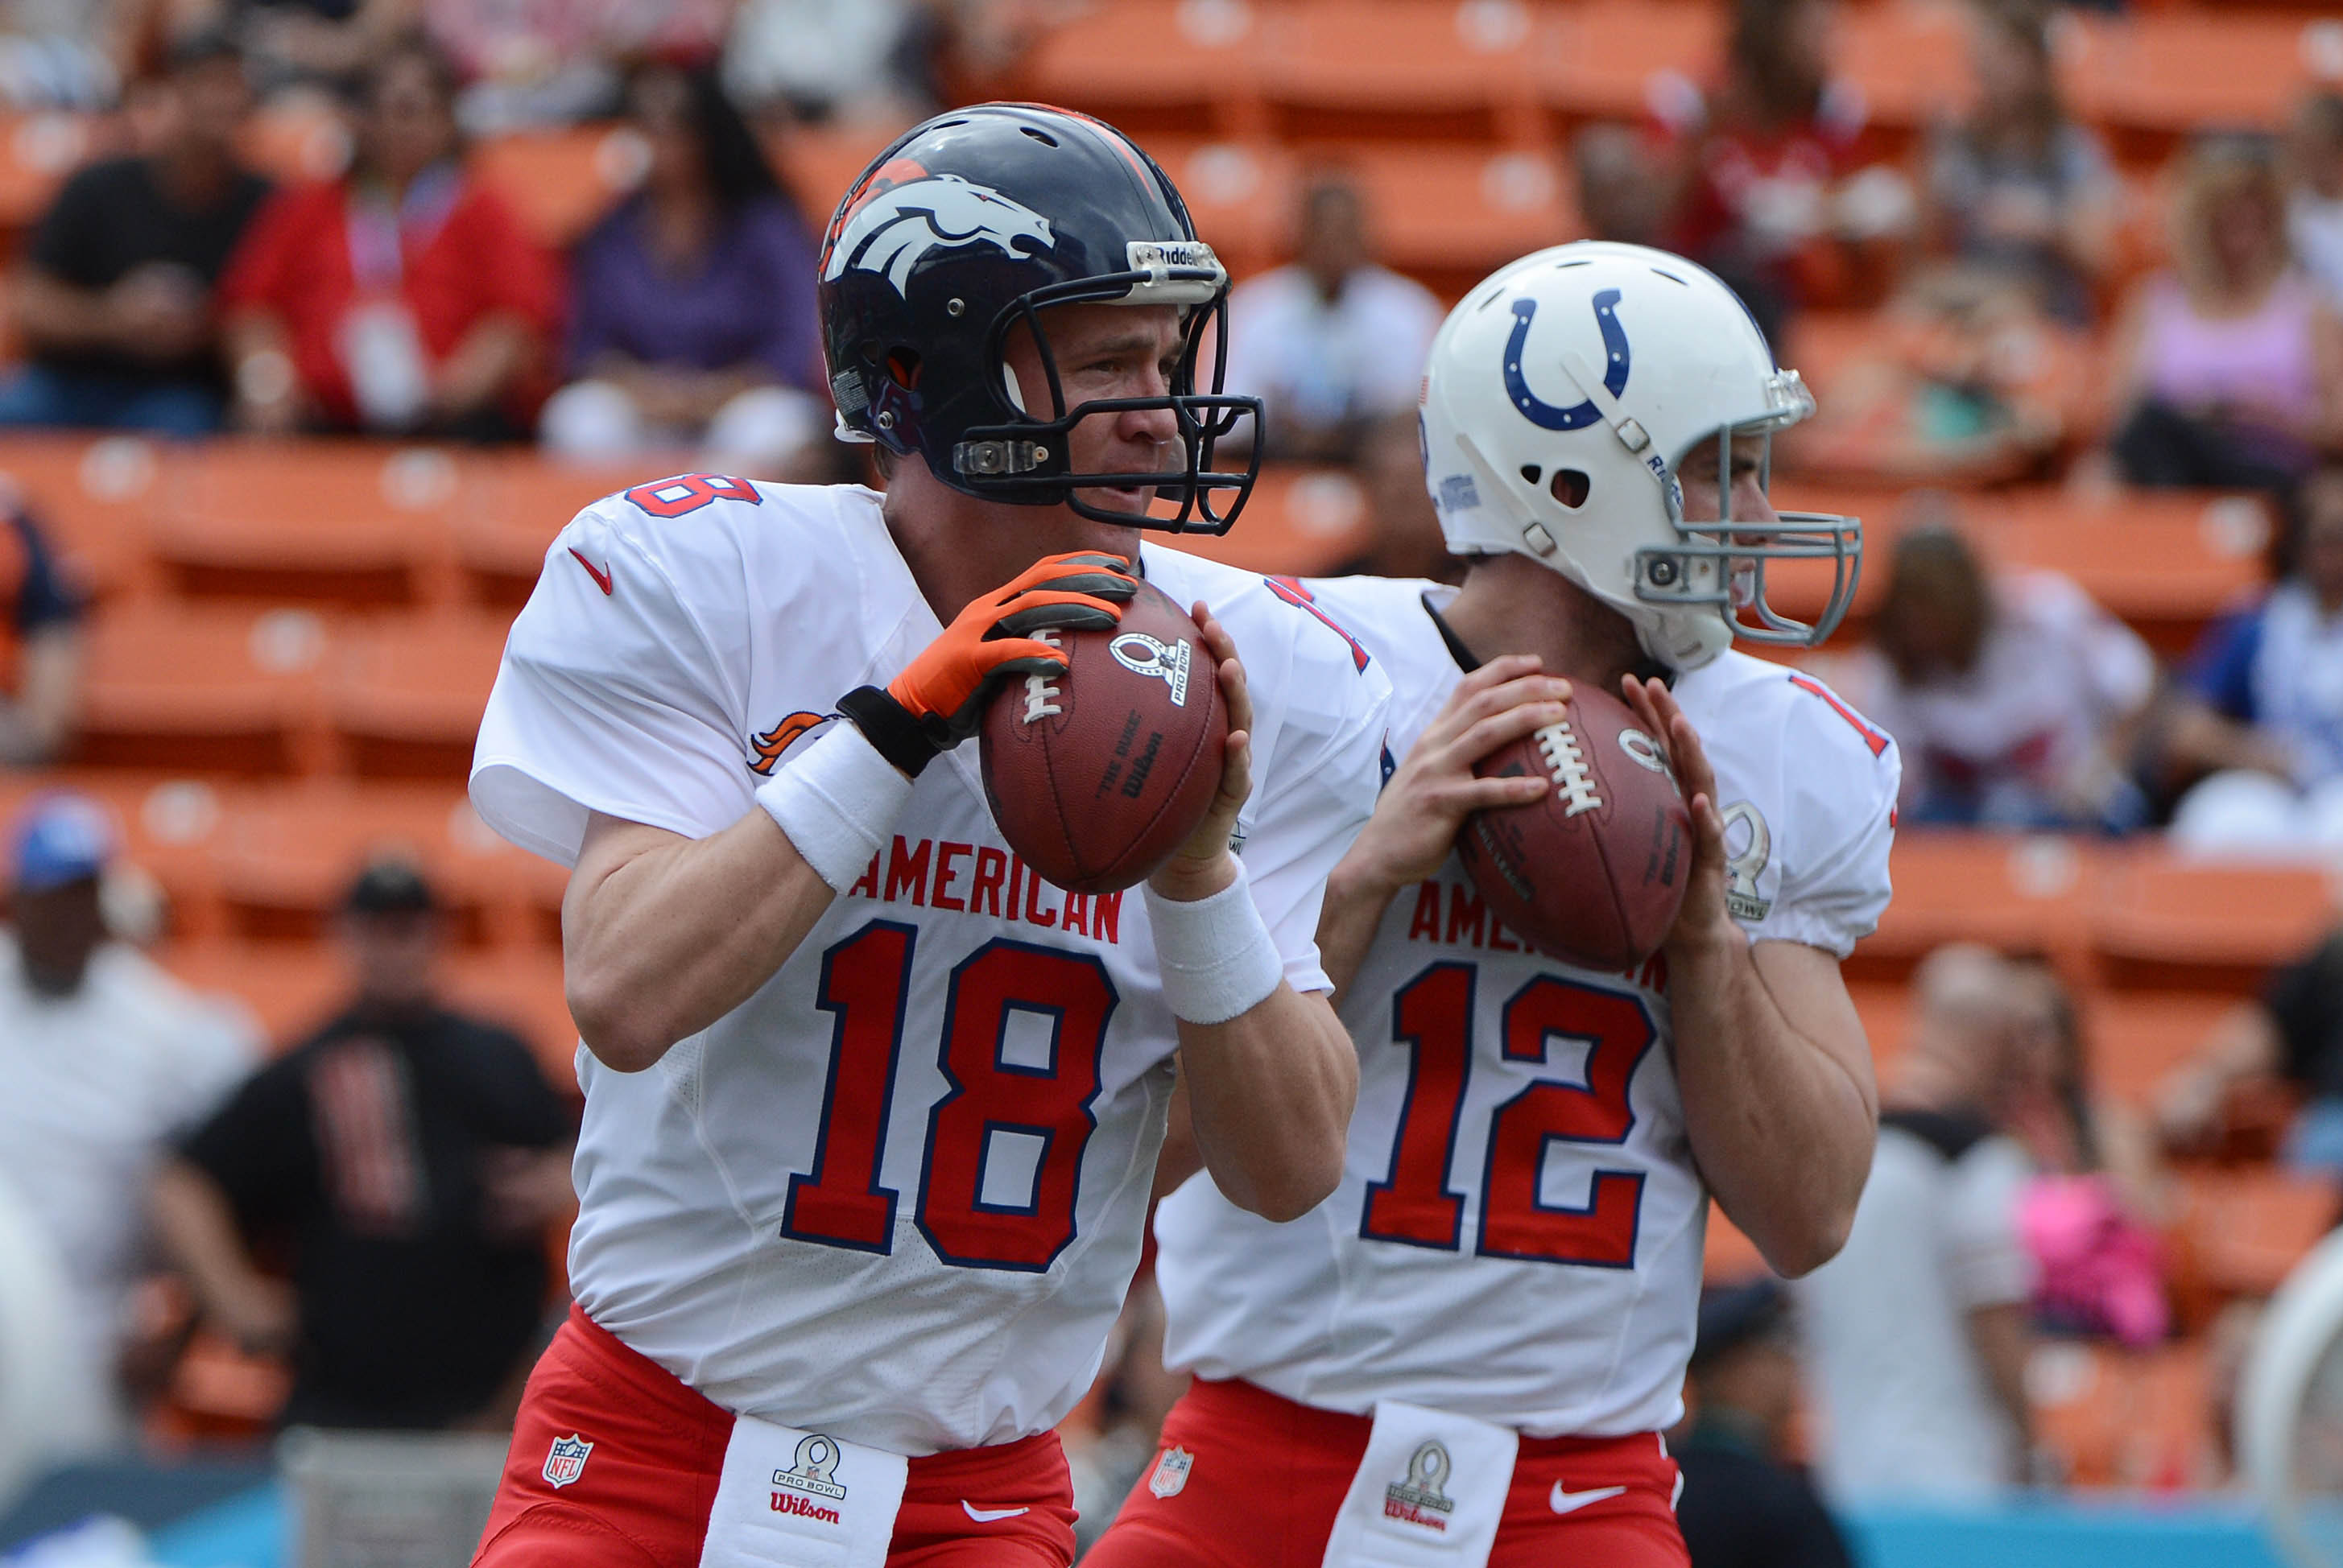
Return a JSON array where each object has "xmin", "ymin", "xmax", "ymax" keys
[
  {"xmin": 1419, "ymin": 241, "xmax": 1860, "ymax": 669},
  {"xmin": 818, "ymin": 103, "xmax": 1261, "ymax": 531}
]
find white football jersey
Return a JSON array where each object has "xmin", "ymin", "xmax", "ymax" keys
[
  {"xmin": 469, "ymin": 477, "xmax": 1390, "ymax": 1455},
  {"xmin": 1155, "ymin": 576, "xmax": 1899, "ymax": 1438}
]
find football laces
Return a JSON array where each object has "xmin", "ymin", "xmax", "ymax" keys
[
  {"xmin": 1536, "ymin": 720, "xmax": 1604, "ymax": 818},
  {"xmin": 1021, "ymin": 628, "xmax": 1065, "ymax": 724}
]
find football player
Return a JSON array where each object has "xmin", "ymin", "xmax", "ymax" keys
[
  {"xmin": 1089, "ymin": 241, "xmax": 1900, "ymax": 1567},
  {"xmin": 465, "ymin": 105, "xmax": 1388, "ymax": 1567}
]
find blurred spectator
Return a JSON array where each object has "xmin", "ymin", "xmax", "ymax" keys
[
  {"xmin": 2159, "ymin": 920, "xmax": 2343, "ymax": 1176},
  {"xmin": 0, "ymin": 494, "xmax": 83, "ymax": 765},
  {"xmin": 427, "ymin": 0, "xmax": 731, "ymax": 135},
  {"xmin": 219, "ymin": 36, "xmax": 561, "ymax": 440},
  {"xmin": 1573, "ymin": 122, "xmax": 1670, "ymax": 247},
  {"xmin": 2002, "ymin": 963, "xmax": 2172, "ymax": 1348},
  {"xmin": 1795, "ymin": 944, "xmax": 2038, "ymax": 1503},
  {"xmin": 0, "ymin": 0, "xmax": 149, "ymax": 109},
  {"xmin": 1783, "ymin": 266, "xmax": 2077, "ymax": 485},
  {"xmin": 539, "ymin": 62, "xmax": 825, "ymax": 481},
  {"xmin": 1649, "ymin": 0, "xmax": 1911, "ymax": 340},
  {"xmin": 180, "ymin": 0, "xmax": 414, "ymax": 92},
  {"xmin": 0, "ymin": 795, "xmax": 257, "ymax": 1454},
  {"xmin": 0, "ymin": 32, "xmax": 269, "ymax": 436},
  {"xmin": 2105, "ymin": 138, "xmax": 2343, "ymax": 495},
  {"xmin": 1320, "ymin": 412, "xmax": 1460, "ymax": 582},
  {"xmin": 2162, "ymin": 464, "xmax": 2343, "ymax": 854},
  {"xmin": 1675, "ymin": 1278, "xmax": 1853, "ymax": 1568},
  {"xmin": 152, "ymin": 859, "xmax": 574, "ymax": 1430},
  {"xmin": 2286, "ymin": 92, "xmax": 2343, "ymax": 308},
  {"xmin": 1222, "ymin": 173, "xmax": 1442, "ymax": 464},
  {"xmin": 1922, "ymin": 0, "xmax": 2118, "ymax": 327},
  {"xmin": 723, "ymin": 0, "xmax": 943, "ymax": 127},
  {"xmin": 1843, "ymin": 519, "xmax": 2154, "ymax": 831}
]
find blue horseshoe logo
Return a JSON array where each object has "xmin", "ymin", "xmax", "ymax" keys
[{"xmin": 1504, "ymin": 288, "xmax": 1629, "ymax": 431}]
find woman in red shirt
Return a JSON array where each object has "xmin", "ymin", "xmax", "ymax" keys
[{"xmin": 220, "ymin": 39, "xmax": 561, "ymax": 440}]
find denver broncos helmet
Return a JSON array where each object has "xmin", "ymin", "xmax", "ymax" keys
[{"xmin": 819, "ymin": 103, "xmax": 1261, "ymax": 531}]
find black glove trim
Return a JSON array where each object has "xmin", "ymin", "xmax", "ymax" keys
[{"xmin": 838, "ymin": 686, "xmax": 939, "ymax": 779}]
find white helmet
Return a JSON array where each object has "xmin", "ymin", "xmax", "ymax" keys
[{"xmin": 1419, "ymin": 240, "xmax": 1859, "ymax": 669}]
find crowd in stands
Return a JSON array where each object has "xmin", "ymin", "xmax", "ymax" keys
[{"xmin": 0, "ymin": 0, "xmax": 2341, "ymax": 1557}]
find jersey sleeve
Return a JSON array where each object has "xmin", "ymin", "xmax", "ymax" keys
[
  {"xmin": 470, "ymin": 498, "xmax": 758, "ymax": 866},
  {"xmin": 1231, "ymin": 594, "xmax": 1394, "ymax": 997},
  {"xmin": 1756, "ymin": 676, "xmax": 1901, "ymax": 957}
]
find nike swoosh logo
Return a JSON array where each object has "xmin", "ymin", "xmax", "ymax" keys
[
  {"xmin": 568, "ymin": 547, "xmax": 613, "ymax": 595},
  {"xmin": 961, "ymin": 1501, "xmax": 1029, "ymax": 1522},
  {"xmin": 1549, "ymin": 1483, "xmax": 1626, "ymax": 1515}
]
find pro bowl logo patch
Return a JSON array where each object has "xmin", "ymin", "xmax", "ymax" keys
[
  {"xmin": 822, "ymin": 173, "xmax": 1053, "ymax": 296},
  {"xmin": 1383, "ymin": 1440, "xmax": 1455, "ymax": 1533},
  {"xmin": 1147, "ymin": 1445, "xmax": 1194, "ymax": 1499},
  {"xmin": 1109, "ymin": 630, "xmax": 1192, "ymax": 707},
  {"xmin": 771, "ymin": 1433, "xmax": 849, "ymax": 1502},
  {"xmin": 542, "ymin": 1434, "xmax": 592, "ymax": 1489}
]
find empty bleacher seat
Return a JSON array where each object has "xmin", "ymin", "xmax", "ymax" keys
[
  {"xmin": 1537, "ymin": 0, "xmax": 1716, "ymax": 122},
  {"xmin": 2090, "ymin": 856, "xmax": 2340, "ymax": 995},
  {"xmin": 1337, "ymin": 143, "xmax": 1580, "ymax": 299},
  {"xmin": 1849, "ymin": 832, "xmax": 2101, "ymax": 984},
  {"xmin": 0, "ymin": 434, "xmax": 164, "ymax": 602},
  {"xmin": 326, "ymin": 613, "xmax": 511, "ymax": 780},
  {"xmin": 1258, "ymin": 0, "xmax": 1543, "ymax": 144},
  {"xmin": 469, "ymin": 125, "xmax": 643, "ymax": 249},
  {"xmin": 455, "ymin": 457, "xmax": 636, "ymax": 609},
  {"xmin": 146, "ymin": 442, "xmax": 462, "ymax": 609},
  {"xmin": 159, "ymin": 939, "xmax": 349, "ymax": 1046},
  {"xmin": 1010, "ymin": 0, "xmax": 1266, "ymax": 138},
  {"xmin": 2176, "ymin": 1168, "xmax": 2339, "ymax": 1300},
  {"xmin": 76, "ymin": 604, "xmax": 332, "ymax": 776}
]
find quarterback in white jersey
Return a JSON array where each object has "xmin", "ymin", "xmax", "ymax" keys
[
  {"xmin": 1093, "ymin": 243, "xmax": 1897, "ymax": 1568},
  {"xmin": 467, "ymin": 105, "xmax": 1386, "ymax": 1568}
]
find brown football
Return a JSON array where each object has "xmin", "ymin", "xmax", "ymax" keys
[
  {"xmin": 979, "ymin": 580, "xmax": 1227, "ymax": 895},
  {"xmin": 1454, "ymin": 682, "xmax": 1692, "ymax": 972}
]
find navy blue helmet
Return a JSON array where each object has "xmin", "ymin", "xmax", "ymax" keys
[{"xmin": 816, "ymin": 103, "xmax": 1261, "ymax": 532}]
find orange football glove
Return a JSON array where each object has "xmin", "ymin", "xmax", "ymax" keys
[{"xmin": 838, "ymin": 551, "xmax": 1138, "ymax": 776}]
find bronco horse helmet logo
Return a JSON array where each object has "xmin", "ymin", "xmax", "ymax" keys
[{"xmin": 823, "ymin": 170, "xmax": 1056, "ymax": 298}]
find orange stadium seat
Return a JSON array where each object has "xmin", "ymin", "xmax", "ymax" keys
[
  {"xmin": 775, "ymin": 124, "xmax": 900, "ymax": 221},
  {"xmin": 1845, "ymin": 978, "xmax": 1911, "ymax": 1079},
  {"xmin": 1338, "ymin": 144, "xmax": 1580, "ymax": 298},
  {"xmin": 0, "ymin": 434, "xmax": 168, "ymax": 602},
  {"xmin": 238, "ymin": 92, "xmax": 350, "ymax": 186},
  {"xmin": 1538, "ymin": 0, "xmax": 1717, "ymax": 122},
  {"xmin": 326, "ymin": 612, "xmax": 512, "ymax": 781},
  {"xmin": 210, "ymin": 780, "xmax": 508, "ymax": 945},
  {"xmin": 2082, "ymin": 990, "xmax": 2238, "ymax": 1110},
  {"xmin": 1168, "ymin": 464, "xmax": 1374, "ymax": 577},
  {"xmin": 1258, "ymin": 0, "xmax": 1544, "ymax": 144},
  {"xmin": 1832, "ymin": 3, "xmax": 1969, "ymax": 134},
  {"xmin": 1848, "ymin": 831, "xmax": 2102, "ymax": 984},
  {"xmin": 75, "ymin": 604, "xmax": 332, "ymax": 776},
  {"xmin": 1975, "ymin": 490, "xmax": 2272, "ymax": 660},
  {"xmin": 0, "ymin": 111, "xmax": 103, "ymax": 229},
  {"xmin": 2065, "ymin": 11, "xmax": 2335, "ymax": 150},
  {"xmin": 2029, "ymin": 1339, "xmax": 2130, "ymax": 1487},
  {"xmin": 2089, "ymin": 856, "xmax": 2339, "ymax": 994},
  {"xmin": 1140, "ymin": 139, "xmax": 1300, "ymax": 277},
  {"xmin": 470, "ymin": 126, "xmax": 643, "ymax": 249},
  {"xmin": 1700, "ymin": 1201, "xmax": 1767, "ymax": 1283},
  {"xmin": 1011, "ymin": 0, "xmax": 1266, "ymax": 138},
  {"xmin": 147, "ymin": 441, "xmax": 463, "ymax": 609},
  {"xmin": 2175, "ymin": 1168, "xmax": 2338, "ymax": 1299},
  {"xmin": 456, "ymin": 457, "xmax": 636, "ymax": 609}
]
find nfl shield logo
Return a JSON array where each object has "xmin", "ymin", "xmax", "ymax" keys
[
  {"xmin": 543, "ymin": 1434, "xmax": 593, "ymax": 1488},
  {"xmin": 1147, "ymin": 1446, "xmax": 1193, "ymax": 1499}
]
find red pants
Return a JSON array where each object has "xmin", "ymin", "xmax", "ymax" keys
[
  {"xmin": 473, "ymin": 1306, "xmax": 1077, "ymax": 1566},
  {"xmin": 1085, "ymin": 1378, "xmax": 1688, "ymax": 1568}
]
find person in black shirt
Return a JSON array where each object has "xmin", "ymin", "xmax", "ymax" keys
[
  {"xmin": 2162, "ymin": 924, "xmax": 2343, "ymax": 1175},
  {"xmin": 151, "ymin": 858, "xmax": 576, "ymax": 1429},
  {"xmin": 0, "ymin": 32, "xmax": 271, "ymax": 435},
  {"xmin": 1675, "ymin": 1277, "xmax": 1854, "ymax": 1568}
]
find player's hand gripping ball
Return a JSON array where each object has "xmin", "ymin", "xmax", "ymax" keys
[
  {"xmin": 981, "ymin": 580, "xmax": 1228, "ymax": 894},
  {"xmin": 1455, "ymin": 681, "xmax": 1692, "ymax": 972}
]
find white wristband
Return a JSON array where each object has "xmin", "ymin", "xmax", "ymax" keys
[
  {"xmin": 1143, "ymin": 860, "xmax": 1285, "ymax": 1025},
  {"xmin": 755, "ymin": 720, "xmax": 914, "ymax": 893}
]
